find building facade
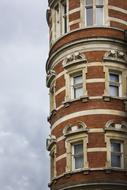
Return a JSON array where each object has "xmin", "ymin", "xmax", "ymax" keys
[{"xmin": 46, "ymin": 0, "xmax": 127, "ymax": 189}]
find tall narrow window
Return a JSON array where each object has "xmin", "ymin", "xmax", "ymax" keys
[
  {"xmin": 51, "ymin": 151, "xmax": 56, "ymax": 179},
  {"xmin": 72, "ymin": 142, "xmax": 84, "ymax": 169},
  {"xmin": 86, "ymin": 0, "xmax": 93, "ymax": 26},
  {"xmin": 71, "ymin": 73, "xmax": 83, "ymax": 99},
  {"xmin": 61, "ymin": 0, "xmax": 67, "ymax": 34},
  {"xmin": 54, "ymin": 4, "xmax": 60, "ymax": 38},
  {"xmin": 85, "ymin": 0, "xmax": 104, "ymax": 26},
  {"xmin": 96, "ymin": 0, "xmax": 104, "ymax": 25},
  {"xmin": 109, "ymin": 72, "xmax": 121, "ymax": 97},
  {"xmin": 111, "ymin": 140, "xmax": 123, "ymax": 168}
]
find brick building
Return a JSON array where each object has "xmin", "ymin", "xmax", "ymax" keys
[{"xmin": 46, "ymin": 0, "xmax": 127, "ymax": 189}]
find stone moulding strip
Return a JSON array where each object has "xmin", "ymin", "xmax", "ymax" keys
[
  {"xmin": 46, "ymin": 35, "xmax": 125, "ymax": 71},
  {"xmin": 109, "ymin": 17, "xmax": 127, "ymax": 26},
  {"xmin": 59, "ymin": 182, "xmax": 127, "ymax": 190},
  {"xmin": 51, "ymin": 109, "xmax": 127, "ymax": 130},
  {"xmin": 108, "ymin": 5, "xmax": 127, "ymax": 15}
]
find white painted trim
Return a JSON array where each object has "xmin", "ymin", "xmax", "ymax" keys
[
  {"xmin": 89, "ymin": 96, "xmax": 102, "ymax": 100},
  {"xmin": 56, "ymin": 153, "xmax": 67, "ymax": 162},
  {"xmin": 108, "ymin": 5, "xmax": 127, "ymax": 15},
  {"xmin": 87, "ymin": 147, "xmax": 106, "ymax": 152},
  {"xmin": 52, "ymin": 109, "xmax": 127, "ymax": 130},
  {"xmin": 109, "ymin": 17, "xmax": 127, "ymax": 26},
  {"xmin": 86, "ymin": 78, "xmax": 105, "ymax": 83},
  {"xmin": 55, "ymin": 87, "xmax": 65, "ymax": 96}
]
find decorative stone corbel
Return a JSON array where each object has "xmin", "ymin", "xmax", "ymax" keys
[
  {"xmin": 46, "ymin": 70, "xmax": 56, "ymax": 88},
  {"xmin": 63, "ymin": 52, "xmax": 87, "ymax": 68}
]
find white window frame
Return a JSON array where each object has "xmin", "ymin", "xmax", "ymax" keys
[
  {"xmin": 105, "ymin": 132, "xmax": 127, "ymax": 170},
  {"xmin": 109, "ymin": 71, "xmax": 122, "ymax": 97},
  {"xmin": 71, "ymin": 72, "xmax": 83, "ymax": 99},
  {"xmin": 103, "ymin": 64, "xmax": 127, "ymax": 98},
  {"xmin": 65, "ymin": 65, "xmax": 87, "ymax": 101},
  {"xmin": 110, "ymin": 140, "xmax": 124, "ymax": 169},
  {"xmin": 72, "ymin": 142, "xmax": 84, "ymax": 170},
  {"xmin": 85, "ymin": 0, "xmax": 104, "ymax": 26}
]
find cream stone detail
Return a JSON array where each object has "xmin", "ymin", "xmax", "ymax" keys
[
  {"xmin": 51, "ymin": 109, "xmax": 127, "ymax": 130},
  {"xmin": 57, "ymin": 136, "xmax": 65, "ymax": 142},
  {"xmin": 103, "ymin": 50, "xmax": 127, "ymax": 63},
  {"xmin": 105, "ymin": 132, "xmax": 127, "ymax": 169},
  {"xmin": 56, "ymin": 104, "xmax": 64, "ymax": 111},
  {"xmin": 63, "ymin": 52, "xmax": 87, "ymax": 68},
  {"xmin": 65, "ymin": 133, "xmax": 88, "ymax": 172},
  {"xmin": 87, "ymin": 62, "xmax": 102, "ymax": 67},
  {"xmin": 69, "ymin": 8, "xmax": 80, "ymax": 14},
  {"xmin": 86, "ymin": 78, "xmax": 105, "ymax": 83},
  {"xmin": 90, "ymin": 96, "xmax": 102, "ymax": 100},
  {"xmin": 47, "ymin": 40, "xmax": 126, "ymax": 70},
  {"xmin": 56, "ymin": 71, "xmax": 65, "ymax": 79},
  {"xmin": 69, "ymin": 19, "xmax": 80, "ymax": 26},
  {"xmin": 55, "ymin": 87, "xmax": 65, "ymax": 96},
  {"xmin": 87, "ymin": 148, "xmax": 106, "ymax": 152},
  {"xmin": 109, "ymin": 17, "xmax": 127, "ymax": 26},
  {"xmin": 89, "ymin": 128, "xmax": 104, "ymax": 133},
  {"xmin": 50, "ymin": 143, "xmax": 56, "ymax": 179},
  {"xmin": 56, "ymin": 153, "xmax": 67, "ymax": 162},
  {"xmin": 108, "ymin": 5, "xmax": 127, "ymax": 15}
]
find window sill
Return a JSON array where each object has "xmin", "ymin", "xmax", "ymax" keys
[
  {"xmin": 103, "ymin": 95, "xmax": 127, "ymax": 102},
  {"xmin": 63, "ymin": 96, "xmax": 89, "ymax": 107}
]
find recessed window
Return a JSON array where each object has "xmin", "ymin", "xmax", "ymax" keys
[
  {"xmin": 85, "ymin": 0, "xmax": 104, "ymax": 26},
  {"xmin": 109, "ymin": 72, "xmax": 121, "ymax": 97},
  {"xmin": 52, "ymin": 0, "xmax": 68, "ymax": 41},
  {"xmin": 71, "ymin": 73, "xmax": 83, "ymax": 99},
  {"xmin": 111, "ymin": 140, "xmax": 123, "ymax": 168},
  {"xmin": 72, "ymin": 142, "xmax": 84, "ymax": 170},
  {"xmin": 61, "ymin": 0, "xmax": 67, "ymax": 34},
  {"xmin": 50, "ymin": 150, "xmax": 56, "ymax": 179}
]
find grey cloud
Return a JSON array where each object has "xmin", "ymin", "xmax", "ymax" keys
[{"xmin": 0, "ymin": 0, "xmax": 50, "ymax": 189}]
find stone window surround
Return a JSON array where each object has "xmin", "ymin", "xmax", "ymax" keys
[
  {"xmin": 65, "ymin": 132, "xmax": 88, "ymax": 172},
  {"xmin": 65, "ymin": 64, "xmax": 87, "ymax": 102},
  {"xmin": 103, "ymin": 64, "xmax": 127, "ymax": 98},
  {"xmin": 105, "ymin": 131, "xmax": 127, "ymax": 170}
]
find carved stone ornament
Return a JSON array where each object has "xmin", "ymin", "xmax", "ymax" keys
[
  {"xmin": 103, "ymin": 50, "xmax": 127, "ymax": 63},
  {"xmin": 63, "ymin": 52, "xmax": 87, "ymax": 68},
  {"xmin": 105, "ymin": 120, "xmax": 127, "ymax": 133},
  {"xmin": 46, "ymin": 135, "xmax": 56, "ymax": 151},
  {"xmin": 46, "ymin": 70, "xmax": 56, "ymax": 88}
]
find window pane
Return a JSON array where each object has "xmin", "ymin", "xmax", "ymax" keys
[
  {"xmin": 74, "ymin": 87, "xmax": 83, "ymax": 98},
  {"xmin": 96, "ymin": 7, "xmax": 103, "ymax": 25},
  {"xmin": 74, "ymin": 143, "xmax": 83, "ymax": 155},
  {"xmin": 74, "ymin": 75, "xmax": 82, "ymax": 85},
  {"xmin": 110, "ymin": 73, "xmax": 119, "ymax": 82},
  {"xmin": 109, "ymin": 85, "xmax": 119, "ymax": 96},
  {"xmin": 96, "ymin": 0, "xmax": 103, "ymax": 5},
  {"xmin": 75, "ymin": 156, "xmax": 83, "ymax": 169},
  {"xmin": 111, "ymin": 154, "xmax": 121, "ymax": 167},
  {"xmin": 111, "ymin": 142, "xmax": 121, "ymax": 152},
  {"xmin": 86, "ymin": 7, "xmax": 93, "ymax": 26},
  {"xmin": 86, "ymin": 0, "xmax": 93, "ymax": 5}
]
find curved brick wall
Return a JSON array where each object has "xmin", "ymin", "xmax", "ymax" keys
[{"xmin": 46, "ymin": 0, "xmax": 127, "ymax": 190}]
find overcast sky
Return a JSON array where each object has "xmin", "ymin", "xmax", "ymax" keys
[{"xmin": 0, "ymin": 0, "xmax": 50, "ymax": 189}]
